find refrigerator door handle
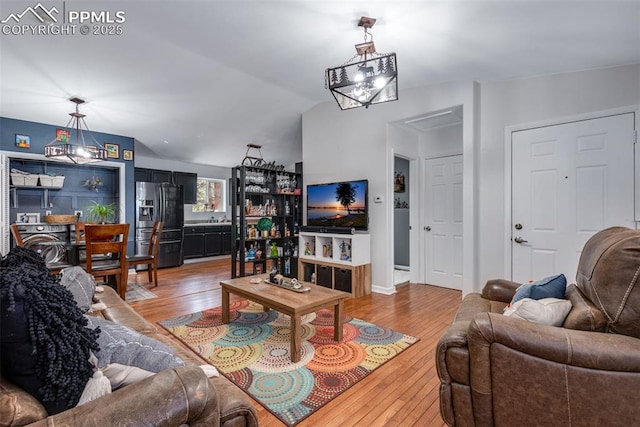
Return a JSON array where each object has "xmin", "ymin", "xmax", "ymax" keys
[{"xmin": 158, "ymin": 186, "xmax": 164, "ymax": 222}]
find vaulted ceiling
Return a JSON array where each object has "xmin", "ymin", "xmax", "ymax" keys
[{"xmin": 1, "ymin": 1, "xmax": 639, "ymax": 168}]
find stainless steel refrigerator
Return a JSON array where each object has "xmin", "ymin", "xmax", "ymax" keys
[{"xmin": 135, "ymin": 182, "xmax": 184, "ymax": 268}]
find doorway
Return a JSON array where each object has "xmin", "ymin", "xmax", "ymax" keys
[
  {"xmin": 510, "ymin": 112, "xmax": 636, "ymax": 283},
  {"xmin": 394, "ymin": 156, "xmax": 410, "ymax": 285}
]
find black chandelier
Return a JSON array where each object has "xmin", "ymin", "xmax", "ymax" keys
[
  {"xmin": 325, "ymin": 17, "xmax": 398, "ymax": 110},
  {"xmin": 44, "ymin": 97, "xmax": 108, "ymax": 164}
]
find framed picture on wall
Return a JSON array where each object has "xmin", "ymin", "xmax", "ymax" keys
[
  {"xmin": 56, "ymin": 129, "xmax": 69, "ymax": 142},
  {"xmin": 15, "ymin": 134, "xmax": 30, "ymax": 148},
  {"xmin": 123, "ymin": 149, "xmax": 133, "ymax": 161},
  {"xmin": 16, "ymin": 212, "xmax": 40, "ymax": 223},
  {"xmin": 104, "ymin": 143, "xmax": 120, "ymax": 159}
]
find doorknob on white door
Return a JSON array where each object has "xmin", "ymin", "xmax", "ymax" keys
[
  {"xmin": 514, "ymin": 236, "xmax": 528, "ymax": 243},
  {"xmin": 424, "ymin": 226, "xmax": 431, "ymax": 231}
]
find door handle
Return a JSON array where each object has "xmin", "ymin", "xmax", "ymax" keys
[
  {"xmin": 514, "ymin": 236, "xmax": 528, "ymax": 244},
  {"xmin": 424, "ymin": 226, "xmax": 431, "ymax": 231}
]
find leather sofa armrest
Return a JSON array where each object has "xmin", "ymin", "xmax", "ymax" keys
[
  {"xmin": 467, "ymin": 313, "xmax": 640, "ymax": 426},
  {"xmin": 481, "ymin": 279, "xmax": 521, "ymax": 303},
  {"xmin": 26, "ymin": 367, "xmax": 220, "ymax": 427}
]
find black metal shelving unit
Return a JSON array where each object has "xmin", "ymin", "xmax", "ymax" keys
[{"xmin": 231, "ymin": 165, "xmax": 302, "ymax": 278}]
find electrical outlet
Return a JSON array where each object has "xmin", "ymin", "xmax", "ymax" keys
[
  {"xmin": 75, "ymin": 210, "xmax": 83, "ymax": 218},
  {"xmin": 45, "ymin": 210, "xmax": 52, "ymax": 216}
]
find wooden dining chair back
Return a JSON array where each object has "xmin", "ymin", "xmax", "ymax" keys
[
  {"xmin": 75, "ymin": 221, "xmax": 87, "ymax": 243},
  {"xmin": 10, "ymin": 224, "xmax": 24, "ymax": 247},
  {"xmin": 126, "ymin": 221, "xmax": 163, "ymax": 287},
  {"xmin": 83, "ymin": 223, "xmax": 129, "ymax": 299}
]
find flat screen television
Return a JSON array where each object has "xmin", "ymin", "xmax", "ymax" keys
[{"xmin": 306, "ymin": 179, "xmax": 368, "ymax": 230}]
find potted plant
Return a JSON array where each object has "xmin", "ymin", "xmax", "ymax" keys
[{"xmin": 85, "ymin": 201, "xmax": 118, "ymax": 223}]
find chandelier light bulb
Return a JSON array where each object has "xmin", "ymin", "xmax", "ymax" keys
[
  {"xmin": 354, "ymin": 72, "xmax": 364, "ymax": 82},
  {"xmin": 374, "ymin": 77, "xmax": 386, "ymax": 88}
]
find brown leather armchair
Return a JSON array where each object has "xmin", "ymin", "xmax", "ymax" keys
[{"xmin": 437, "ymin": 226, "xmax": 640, "ymax": 426}]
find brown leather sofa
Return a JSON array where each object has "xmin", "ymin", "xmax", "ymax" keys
[
  {"xmin": 1, "ymin": 285, "xmax": 258, "ymax": 427},
  {"xmin": 437, "ymin": 226, "xmax": 640, "ymax": 426}
]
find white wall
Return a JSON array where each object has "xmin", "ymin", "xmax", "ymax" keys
[
  {"xmin": 419, "ymin": 124, "xmax": 463, "ymax": 158},
  {"xmin": 303, "ymin": 81, "xmax": 478, "ymax": 295},
  {"xmin": 478, "ymin": 63, "xmax": 640, "ymax": 286},
  {"xmin": 303, "ymin": 63, "xmax": 639, "ymax": 297},
  {"xmin": 135, "ymin": 154, "xmax": 232, "ymax": 222}
]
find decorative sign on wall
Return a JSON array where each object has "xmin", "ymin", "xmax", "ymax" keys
[
  {"xmin": 394, "ymin": 171, "xmax": 405, "ymax": 193},
  {"xmin": 123, "ymin": 149, "xmax": 133, "ymax": 161},
  {"xmin": 56, "ymin": 129, "xmax": 70, "ymax": 142},
  {"xmin": 15, "ymin": 134, "xmax": 30, "ymax": 148},
  {"xmin": 104, "ymin": 143, "xmax": 120, "ymax": 159}
]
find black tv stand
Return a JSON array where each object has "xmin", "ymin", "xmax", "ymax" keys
[{"xmin": 300, "ymin": 225, "xmax": 354, "ymax": 235}]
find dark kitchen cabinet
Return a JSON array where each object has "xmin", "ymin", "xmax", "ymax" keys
[
  {"xmin": 183, "ymin": 225, "xmax": 232, "ymax": 258},
  {"xmin": 173, "ymin": 172, "xmax": 197, "ymax": 204},
  {"xmin": 135, "ymin": 168, "xmax": 172, "ymax": 184},
  {"xmin": 183, "ymin": 226, "xmax": 205, "ymax": 259},
  {"xmin": 205, "ymin": 226, "xmax": 232, "ymax": 256}
]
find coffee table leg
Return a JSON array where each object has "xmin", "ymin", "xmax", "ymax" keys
[
  {"xmin": 222, "ymin": 286, "xmax": 230, "ymax": 323},
  {"xmin": 334, "ymin": 299, "xmax": 344, "ymax": 342},
  {"xmin": 291, "ymin": 315, "xmax": 301, "ymax": 363}
]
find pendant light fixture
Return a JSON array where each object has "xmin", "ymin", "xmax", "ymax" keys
[
  {"xmin": 325, "ymin": 17, "xmax": 398, "ymax": 110},
  {"xmin": 44, "ymin": 97, "xmax": 108, "ymax": 164}
]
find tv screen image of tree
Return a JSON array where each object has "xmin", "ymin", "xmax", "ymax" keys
[{"xmin": 306, "ymin": 180, "xmax": 368, "ymax": 230}]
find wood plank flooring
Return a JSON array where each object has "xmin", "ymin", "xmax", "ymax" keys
[{"xmin": 129, "ymin": 257, "xmax": 461, "ymax": 426}]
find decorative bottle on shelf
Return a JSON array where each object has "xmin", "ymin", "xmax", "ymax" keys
[
  {"xmin": 255, "ymin": 246, "xmax": 263, "ymax": 260},
  {"xmin": 247, "ymin": 245, "xmax": 256, "ymax": 260},
  {"xmin": 270, "ymin": 241, "xmax": 278, "ymax": 258},
  {"xmin": 284, "ymin": 257, "xmax": 290, "ymax": 276},
  {"xmin": 264, "ymin": 199, "xmax": 270, "ymax": 215},
  {"xmin": 271, "ymin": 200, "xmax": 277, "ymax": 216},
  {"xmin": 285, "ymin": 200, "xmax": 290, "ymax": 215},
  {"xmin": 270, "ymin": 224, "xmax": 277, "ymax": 238},
  {"xmin": 248, "ymin": 225, "xmax": 257, "ymax": 239}
]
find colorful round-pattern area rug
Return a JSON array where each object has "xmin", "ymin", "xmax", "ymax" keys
[{"xmin": 159, "ymin": 300, "xmax": 418, "ymax": 427}]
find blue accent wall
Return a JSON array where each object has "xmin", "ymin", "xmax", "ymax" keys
[{"xmin": 1, "ymin": 117, "xmax": 136, "ymax": 249}]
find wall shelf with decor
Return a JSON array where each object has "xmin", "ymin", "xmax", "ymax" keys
[
  {"xmin": 297, "ymin": 231, "xmax": 371, "ymax": 297},
  {"xmin": 8, "ymin": 158, "xmax": 119, "ymax": 221},
  {"xmin": 231, "ymin": 164, "xmax": 302, "ymax": 279}
]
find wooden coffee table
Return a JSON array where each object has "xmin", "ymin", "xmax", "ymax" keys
[{"xmin": 220, "ymin": 274, "xmax": 348, "ymax": 362}]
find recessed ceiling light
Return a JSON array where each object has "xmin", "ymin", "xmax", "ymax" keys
[{"xmin": 163, "ymin": 140, "xmax": 169, "ymax": 144}]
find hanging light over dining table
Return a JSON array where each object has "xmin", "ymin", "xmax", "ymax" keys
[{"xmin": 44, "ymin": 97, "xmax": 108, "ymax": 164}]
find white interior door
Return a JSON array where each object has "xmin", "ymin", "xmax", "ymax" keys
[
  {"xmin": 511, "ymin": 113, "xmax": 636, "ymax": 283},
  {"xmin": 425, "ymin": 155, "xmax": 463, "ymax": 289}
]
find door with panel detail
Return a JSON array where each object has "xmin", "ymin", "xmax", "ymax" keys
[
  {"xmin": 511, "ymin": 113, "xmax": 635, "ymax": 284},
  {"xmin": 425, "ymin": 155, "xmax": 463, "ymax": 289}
]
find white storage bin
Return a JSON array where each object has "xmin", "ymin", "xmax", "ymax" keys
[
  {"xmin": 39, "ymin": 174, "xmax": 65, "ymax": 188},
  {"xmin": 10, "ymin": 172, "xmax": 39, "ymax": 186}
]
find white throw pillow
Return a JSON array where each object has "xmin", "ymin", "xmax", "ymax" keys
[{"xmin": 503, "ymin": 297, "xmax": 572, "ymax": 326}]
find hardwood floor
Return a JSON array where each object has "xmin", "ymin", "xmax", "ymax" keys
[{"xmin": 129, "ymin": 257, "xmax": 461, "ymax": 426}]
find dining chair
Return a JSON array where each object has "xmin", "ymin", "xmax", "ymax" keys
[
  {"xmin": 9, "ymin": 223, "xmax": 24, "ymax": 246},
  {"xmin": 75, "ymin": 221, "xmax": 87, "ymax": 243},
  {"xmin": 82, "ymin": 223, "xmax": 130, "ymax": 299},
  {"xmin": 126, "ymin": 221, "xmax": 163, "ymax": 287}
]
